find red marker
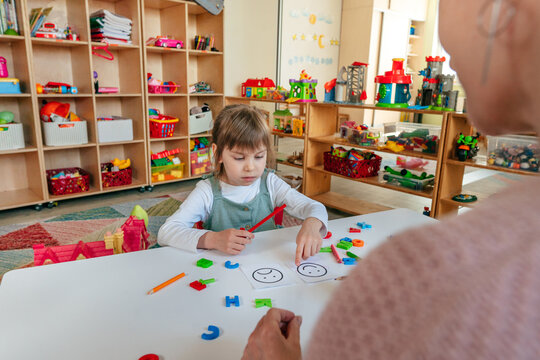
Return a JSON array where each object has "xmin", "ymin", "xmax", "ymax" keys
[
  {"xmin": 331, "ymin": 244, "xmax": 342, "ymax": 263},
  {"xmin": 248, "ymin": 204, "xmax": 287, "ymax": 233}
]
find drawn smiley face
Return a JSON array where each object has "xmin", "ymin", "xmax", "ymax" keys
[
  {"xmin": 252, "ymin": 268, "xmax": 284, "ymax": 283},
  {"xmin": 297, "ymin": 263, "xmax": 328, "ymax": 277}
]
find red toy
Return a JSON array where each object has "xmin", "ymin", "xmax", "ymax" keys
[
  {"xmin": 190, "ymin": 280, "xmax": 207, "ymax": 291},
  {"xmin": 241, "ymin": 77, "xmax": 276, "ymax": 98},
  {"xmin": 33, "ymin": 241, "xmax": 113, "ymax": 266},
  {"xmin": 349, "ymin": 227, "xmax": 362, "ymax": 233},
  {"xmin": 121, "ymin": 215, "xmax": 150, "ymax": 252},
  {"xmin": 330, "ymin": 244, "xmax": 342, "ymax": 263}
]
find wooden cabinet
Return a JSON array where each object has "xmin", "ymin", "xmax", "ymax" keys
[{"xmin": 0, "ymin": 0, "xmax": 223, "ymax": 211}]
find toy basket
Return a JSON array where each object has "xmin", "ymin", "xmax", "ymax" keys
[
  {"xmin": 148, "ymin": 82, "xmax": 180, "ymax": 94},
  {"xmin": 46, "ymin": 167, "xmax": 90, "ymax": 195},
  {"xmin": 0, "ymin": 123, "xmax": 25, "ymax": 150},
  {"xmin": 323, "ymin": 151, "xmax": 381, "ymax": 178},
  {"xmin": 101, "ymin": 163, "xmax": 133, "ymax": 188},
  {"xmin": 149, "ymin": 116, "xmax": 179, "ymax": 138}
]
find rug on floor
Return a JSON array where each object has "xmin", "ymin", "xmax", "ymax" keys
[{"xmin": 0, "ymin": 191, "xmax": 303, "ymax": 280}]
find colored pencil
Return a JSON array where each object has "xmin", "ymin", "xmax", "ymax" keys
[
  {"xmin": 248, "ymin": 204, "xmax": 287, "ymax": 233},
  {"xmin": 147, "ymin": 272, "xmax": 185, "ymax": 295},
  {"xmin": 331, "ymin": 244, "xmax": 342, "ymax": 263}
]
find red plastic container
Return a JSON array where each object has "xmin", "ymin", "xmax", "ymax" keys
[
  {"xmin": 46, "ymin": 167, "xmax": 90, "ymax": 195},
  {"xmin": 149, "ymin": 116, "xmax": 179, "ymax": 138},
  {"xmin": 323, "ymin": 151, "xmax": 381, "ymax": 178},
  {"xmin": 101, "ymin": 163, "xmax": 132, "ymax": 188}
]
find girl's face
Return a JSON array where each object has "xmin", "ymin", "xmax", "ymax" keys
[{"xmin": 217, "ymin": 144, "xmax": 267, "ymax": 186}]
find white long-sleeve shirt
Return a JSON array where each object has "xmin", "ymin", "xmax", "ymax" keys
[{"xmin": 157, "ymin": 172, "xmax": 328, "ymax": 252}]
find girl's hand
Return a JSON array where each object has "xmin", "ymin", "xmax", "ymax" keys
[
  {"xmin": 199, "ymin": 229, "xmax": 254, "ymax": 255},
  {"xmin": 242, "ymin": 308, "xmax": 302, "ymax": 360},
  {"xmin": 295, "ymin": 217, "xmax": 323, "ymax": 265}
]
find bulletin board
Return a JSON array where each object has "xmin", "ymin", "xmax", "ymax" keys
[{"xmin": 279, "ymin": 0, "xmax": 342, "ymax": 100}]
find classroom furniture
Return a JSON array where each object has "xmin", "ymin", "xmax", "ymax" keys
[
  {"xmin": 0, "ymin": 208, "xmax": 437, "ymax": 359},
  {"xmin": 0, "ymin": 0, "xmax": 224, "ymax": 211}
]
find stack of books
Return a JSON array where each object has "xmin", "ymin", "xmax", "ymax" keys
[
  {"xmin": 90, "ymin": 9, "xmax": 132, "ymax": 45},
  {"xmin": 193, "ymin": 34, "xmax": 215, "ymax": 51},
  {"xmin": 1, "ymin": 0, "xmax": 19, "ymax": 35}
]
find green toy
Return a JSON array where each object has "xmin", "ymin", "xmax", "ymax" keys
[
  {"xmin": 130, "ymin": 205, "xmax": 149, "ymax": 227},
  {"xmin": 0, "ymin": 111, "xmax": 14, "ymax": 124},
  {"xmin": 197, "ymin": 258, "xmax": 213, "ymax": 268},
  {"xmin": 456, "ymin": 133, "xmax": 480, "ymax": 161}
]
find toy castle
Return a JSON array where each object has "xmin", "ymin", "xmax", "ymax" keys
[{"xmin": 415, "ymin": 56, "xmax": 459, "ymax": 111}]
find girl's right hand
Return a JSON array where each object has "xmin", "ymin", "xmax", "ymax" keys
[{"xmin": 201, "ymin": 229, "xmax": 254, "ymax": 254}]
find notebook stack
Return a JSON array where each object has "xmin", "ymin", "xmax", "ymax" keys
[{"xmin": 90, "ymin": 9, "xmax": 132, "ymax": 45}]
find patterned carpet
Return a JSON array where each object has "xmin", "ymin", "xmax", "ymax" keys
[{"xmin": 0, "ymin": 191, "xmax": 302, "ymax": 280}]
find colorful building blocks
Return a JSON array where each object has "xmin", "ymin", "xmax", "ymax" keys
[
  {"xmin": 340, "ymin": 237, "xmax": 352, "ymax": 242},
  {"xmin": 33, "ymin": 241, "xmax": 113, "ymax": 266},
  {"xmin": 415, "ymin": 56, "xmax": 459, "ymax": 111},
  {"xmin": 225, "ymin": 295, "xmax": 240, "ymax": 307},
  {"xmin": 120, "ymin": 215, "xmax": 150, "ymax": 253},
  {"xmin": 356, "ymin": 222, "xmax": 372, "ymax": 229},
  {"xmin": 289, "ymin": 70, "xmax": 317, "ymax": 102},
  {"xmin": 201, "ymin": 325, "xmax": 220, "ymax": 340},
  {"xmin": 199, "ymin": 278, "xmax": 215, "ymax": 285},
  {"xmin": 197, "ymin": 258, "xmax": 213, "ymax": 268},
  {"xmin": 255, "ymin": 298, "xmax": 273, "ymax": 308},
  {"xmin": 190, "ymin": 280, "xmax": 207, "ymax": 291},
  {"xmin": 224, "ymin": 260, "xmax": 239, "ymax": 269},
  {"xmin": 336, "ymin": 241, "xmax": 353, "ymax": 250},
  {"xmin": 241, "ymin": 77, "xmax": 276, "ymax": 98},
  {"xmin": 346, "ymin": 251, "xmax": 360, "ymax": 260},
  {"xmin": 319, "ymin": 246, "xmax": 332, "ymax": 253},
  {"xmin": 342, "ymin": 257, "xmax": 357, "ymax": 265},
  {"xmin": 375, "ymin": 58, "xmax": 412, "ymax": 108},
  {"xmin": 352, "ymin": 239, "xmax": 364, "ymax": 247},
  {"xmin": 349, "ymin": 227, "xmax": 362, "ymax": 233}
]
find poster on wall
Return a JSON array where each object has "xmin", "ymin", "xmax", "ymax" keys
[{"xmin": 279, "ymin": 0, "xmax": 342, "ymax": 102}]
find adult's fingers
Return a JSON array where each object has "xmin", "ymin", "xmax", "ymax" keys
[
  {"xmin": 265, "ymin": 307, "xmax": 297, "ymax": 326},
  {"xmin": 286, "ymin": 315, "xmax": 302, "ymax": 343}
]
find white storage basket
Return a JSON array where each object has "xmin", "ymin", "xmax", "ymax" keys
[
  {"xmin": 0, "ymin": 123, "xmax": 25, "ymax": 150},
  {"xmin": 42, "ymin": 121, "xmax": 88, "ymax": 146},
  {"xmin": 189, "ymin": 111, "xmax": 213, "ymax": 135},
  {"xmin": 97, "ymin": 118, "xmax": 133, "ymax": 143}
]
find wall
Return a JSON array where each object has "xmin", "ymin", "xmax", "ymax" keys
[{"xmin": 223, "ymin": 0, "xmax": 279, "ymax": 97}]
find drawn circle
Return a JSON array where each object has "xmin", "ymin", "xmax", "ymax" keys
[
  {"xmin": 252, "ymin": 268, "xmax": 284, "ymax": 283},
  {"xmin": 297, "ymin": 263, "xmax": 328, "ymax": 277}
]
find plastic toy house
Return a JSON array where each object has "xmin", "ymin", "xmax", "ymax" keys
[
  {"xmin": 120, "ymin": 215, "xmax": 150, "ymax": 252},
  {"xmin": 346, "ymin": 62, "xmax": 368, "ymax": 104},
  {"xmin": 289, "ymin": 77, "xmax": 317, "ymax": 102},
  {"xmin": 33, "ymin": 241, "xmax": 114, "ymax": 266},
  {"xmin": 241, "ymin": 77, "xmax": 276, "ymax": 98},
  {"xmin": 415, "ymin": 56, "xmax": 459, "ymax": 111},
  {"xmin": 375, "ymin": 58, "xmax": 412, "ymax": 108}
]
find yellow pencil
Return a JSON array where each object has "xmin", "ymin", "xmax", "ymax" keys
[{"xmin": 147, "ymin": 272, "xmax": 186, "ymax": 295}]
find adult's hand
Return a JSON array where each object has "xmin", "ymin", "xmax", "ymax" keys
[{"xmin": 242, "ymin": 308, "xmax": 302, "ymax": 360}]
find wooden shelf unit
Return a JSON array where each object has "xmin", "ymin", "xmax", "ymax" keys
[
  {"xmin": 434, "ymin": 113, "xmax": 539, "ymax": 218},
  {"xmin": 0, "ymin": 0, "xmax": 222, "ymax": 211},
  {"xmin": 303, "ymin": 103, "xmax": 447, "ymax": 216}
]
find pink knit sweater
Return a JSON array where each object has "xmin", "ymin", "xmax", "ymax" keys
[{"xmin": 306, "ymin": 176, "xmax": 540, "ymax": 359}]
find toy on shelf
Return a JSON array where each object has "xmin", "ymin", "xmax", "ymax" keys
[
  {"xmin": 93, "ymin": 71, "xmax": 119, "ymax": 94},
  {"xmin": 0, "ymin": 110, "xmax": 14, "ymax": 124},
  {"xmin": 101, "ymin": 161, "xmax": 132, "ymax": 188},
  {"xmin": 46, "ymin": 167, "xmax": 90, "ymax": 195},
  {"xmin": 382, "ymin": 122, "xmax": 441, "ymax": 154},
  {"xmin": 0, "ymin": 57, "xmax": 22, "ymax": 94},
  {"xmin": 147, "ymin": 73, "xmax": 180, "ymax": 94},
  {"xmin": 455, "ymin": 132, "xmax": 480, "ymax": 161},
  {"xmin": 286, "ymin": 151, "xmax": 304, "ymax": 166},
  {"xmin": 0, "ymin": 111, "xmax": 25, "ymax": 151},
  {"xmin": 324, "ymin": 146, "xmax": 382, "ymax": 179},
  {"xmin": 452, "ymin": 194, "xmax": 478, "ymax": 203},
  {"xmin": 266, "ymin": 86, "xmax": 289, "ymax": 101},
  {"xmin": 190, "ymin": 137, "xmax": 209, "ymax": 151},
  {"xmin": 189, "ymin": 80, "xmax": 214, "ymax": 94},
  {"xmin": 34, "ymin": 22, "xmax": 79, "ymax": 41},
  {"xmin": 396, "ymin": 156, "xmax": 428, "ymax": 170},
  {"xmin": 414, "ymin": 56, "xmax": 459, "ymax": 111},
  {"xmin": 151, "ymin": 148, "xmax": 185, "ymax": 182},
  {"xmin": 289, "ymin": 70, "xmax": 317, "ymax": 103},
  {"xmin": 324, "ymin": 78, "xmax": 336, "ymax": 102},
  {"xmin": 189, "ymin": 104, "xmax": 213, "ymax": 134},
  {"xmin": 241, "ymin": 77, "xmax": 275, "ymax": 98},
  {"xmin": 346, "ymin": 62, "xmax": 368, "ymax": 103},
  {"xmin": 151, "ymin": 148, "xmax": 181, "ymax": 166},
  {"xmin": 149, "ymin": 108, "xmax": 179, "ymax": 138},
  {"xmin": 40, "ymin": 101, "xmax": 80, "ymax": 123},
  {"xmin": 193, "ymin": 34, "xmax": 218, "ymax": 51},
  {"xmin": 382, "ymin": 166, "xmax": 435, "ymax": 191},
  {"xmin": 339, "ymin": 122, "xmax": 380, "ymax": 146},
  {"xmin": 486, "ymin": 135, "xmax": 539, "ymax": 172},
  {"xmin": 375, "ymin": 58, "xmax": 412, "ymax": 108},
  {"xmin": 147, "ymin": 36, "xmax": 184, "ymax": 49},
  {"xmin": 36, "ymin": 81, "xmax": 78, "ymax": 95},
  {"xmin": 273, "ymin": 109, "xmax": 293, "ymax": 133},
  {"xmin": 191, "ymin": 146, "xmax": 212, "ymax": 176}
]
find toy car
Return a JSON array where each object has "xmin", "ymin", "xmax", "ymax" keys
[{"xmin": 154, "ymin": 37, "xmax": 184, "ymax": 49}]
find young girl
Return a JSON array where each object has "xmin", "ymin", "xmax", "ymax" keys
[{"xmin": 158, "ymin": 104, "xmax": 328, "ymax": 265}]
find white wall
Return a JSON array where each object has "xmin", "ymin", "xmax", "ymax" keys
[{"xmin": 224, "ymin": 0, "xmax": 279, "ymax": 96}]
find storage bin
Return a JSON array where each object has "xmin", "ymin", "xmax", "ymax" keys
[
  {"xmin": 190, "ymin": 147, "xmax": 212, "ymax": 175},
  {"xmin": 383, "ymin": 122, "xmax": 441, "ymax": 154},
  {"xmin": 487, "ymin": 135, "xmax": 539, "ymax": 172},
  {"xmin": 46, "ymin": 167, "xmax": 90, "ymax": 195},
  {"xmin": 0, "ymin": 123, "xmax": 25, "ymax": 150},
  {"xmin": 341, "ymin": 127, "xmax": 381, "ymax": 147},
  {"xmin": 189, "ymin": 110, "xmax": 213, "ymax": 135},
  {"xmin": 149, "ymin": 116, "xmax": 179, "ymax": 138},
  {"xmin": 101, "ymin": 163, "xmax": 133, "ymax": 188},
  {"xmin": 381, "ymin": 167, "xmax": 435, "ymax": 191},
  {"xmin": 42, "ymin": 121, "xmax": 88, "ymax": 146},
  {"xmin": 97, "ymin": 118, "xmax": 133, "ymax": 143},
  {"xmin": 0, "ymin": 78, "xmax": 21, "ymax": 94},
  {"xmin": 323, "ymin": 151, "xmax": 381, "ymax": 178},
  {"xmin": 151, "ymin": 163, "xmax": 185, "ymax": 182}
]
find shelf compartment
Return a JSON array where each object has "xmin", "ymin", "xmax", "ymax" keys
[
  {"xmin": 188, "ymin": 96, "xmax": 223, "ymax": 122},
  {"xmin": 27, "ymin": 0, "xmax": 90, "ymax": 42},
  {"xmin": 310, "ymin": 191, "xmax": 392, "ymax": 215},
  {"xmin": 0, "ymin": 152, "xmax": 44, "ymax": 210},
  {"xmin": 187, "ymin": 4, "xmax": 223, "ymax": 51},
  {"xmin": 148, "ymin": 96, "xmax": 188, "ymax": 138},
  {"xmin": 98, "ymin": 142, "xmax": 147, "ymax": 189},
  {"xmin": 0, "ymin": 39, "xmax": 31, "ymax": 94},
  {"xmin": 92, "ymin": 47, "xmax": 143, "ymax": 95},
  {"xmin": 88, "ymin": 0, "xmax": 142, "ymax": 46},
  {"xmin": 150, "ymin": 138, "xmax": 189, "ymax": 184},
  {"xmin": 146, "ymin": 51, "xmax": 188, "ymax": 94},
  {"xmin": 43, "ymin": 147, "xmax": 100, "ymax": 194},
  {"xmin": 0, "ymin": 97, "xmax": 37, "ymax": 148},
  {"xmin": 95, "ymin": 97, "xmax": 145, "ymax": 142},
  {"xmin": 31, "ymin": 44, "xmax": 92, "ymax": 94},
  {"xmin": 143, "ymin": 0, "xmax": 186, "ymax": 50},
  {"xmin": 187, "ymin": 53, "xmax": 223, "ymax": 94},
  {"xmin": 38, "ymin": 96, "xmax": 97, "ymax": 144}
]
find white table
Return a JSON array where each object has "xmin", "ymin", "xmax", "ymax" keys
[{"xmin": 0, "ymin": 209, "xmax": 436, "ymax": 360}]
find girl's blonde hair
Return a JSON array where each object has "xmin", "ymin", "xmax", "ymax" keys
[{"xmin": 212, "ymin": 104, "xmax": 274, "ymax": 178}]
